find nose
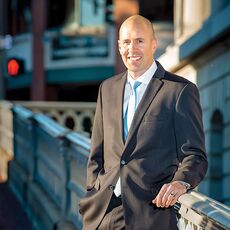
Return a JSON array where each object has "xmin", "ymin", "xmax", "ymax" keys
[{"xmin": 128, "ymin": 40, "xmax": 138, "ymax": 51}]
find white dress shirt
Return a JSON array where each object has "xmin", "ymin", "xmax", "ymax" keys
[{"xmin": 114, "ymin": 61, "xmax": 158, "ymax": 197}]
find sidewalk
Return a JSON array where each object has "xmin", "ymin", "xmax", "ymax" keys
[{"xmin": 0, "ymin": 182, "xmax": 33, "ymax": 230}]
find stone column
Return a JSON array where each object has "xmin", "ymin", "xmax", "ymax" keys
[
  {"xmin": 174, "ymin": 0, "xmax": 210, "ymax": 43},
  {"xmin": 31, "ymin": 0, "xmax": 46, "ymax": 100},
  {"xmin": 174, "ymin": 0, "xmax": 183, "ymax": 41}
]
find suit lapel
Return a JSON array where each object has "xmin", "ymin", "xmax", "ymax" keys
[{"xmin": 114, "ymin": 72, "xmax": 127, "ymax": 147}]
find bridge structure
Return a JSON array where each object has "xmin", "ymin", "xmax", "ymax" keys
[{"xmin": 0, "ymin": 100, "xmax": 229, "ymax": 230}]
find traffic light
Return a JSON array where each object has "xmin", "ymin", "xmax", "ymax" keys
[{"xmin": 7, "ymin": 58, "xmax": 24, "ymax": 77}]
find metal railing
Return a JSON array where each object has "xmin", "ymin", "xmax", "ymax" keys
[
  {"xmin": 176, "ymin": 191, "xmax": 230, "ymax": 229},
  {"xmin": 17, "ymin": 101, "xmax": 96, "ymax": 137},
  {"xmin": 4, "ymin": 103, "xmax": 230, "ymax": 230},
  {"xmin": 9, "ymin": 105, "xmax": 87, "ymax": 229}
]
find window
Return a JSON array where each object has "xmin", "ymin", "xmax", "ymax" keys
[{"xmin": 210, "ymin": 110, "xmax": 223, "ymax": 201}]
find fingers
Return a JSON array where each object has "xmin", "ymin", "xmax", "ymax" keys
[
  {"xmin": 152, "ymin": 181, "xmax": 187, "ymax": 208},
  {"xmin": 152, "ymin": 184, "xmax": 168, "ymax": 207},
  {"xmin": 165, "ymin": 192, "xmax": 179, "ymax": 208}
]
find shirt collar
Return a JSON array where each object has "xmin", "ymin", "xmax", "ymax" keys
[{"xmin": 127, "ymin": 61, "xmax": 157, "ymax": 86}]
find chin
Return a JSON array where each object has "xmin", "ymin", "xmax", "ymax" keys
[
  {"xmin": 127, "ymin": 63, "xmax": 140, "ymax": 70},
  {"xmin": 130, "ymin": 67, "xmax": 142, "ymax": 73}
]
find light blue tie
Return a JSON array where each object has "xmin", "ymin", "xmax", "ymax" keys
[
  {"xmin": 123, "ymin": 81, "xmax": 142, "ymax": 140},
  {"xmin": 114, "ymin": 81, "xmax": 141, "ymax": 197}
]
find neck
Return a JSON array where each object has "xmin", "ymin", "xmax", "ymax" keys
[
  {"xmin": 129, "ymin": 70, "xmax": 145, "ymax": 80},
  {"xmin": 128, "ymin": 62, "xmax": 154, "ymax": 80}
]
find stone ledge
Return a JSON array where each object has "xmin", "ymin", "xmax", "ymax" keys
[{"xmin": 178, "ymin": 191, "xmax": 230, "ymax": 229}]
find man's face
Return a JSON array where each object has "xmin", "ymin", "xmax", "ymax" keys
[{"xmin": 118, "ymin": 22, "xmax": 157, "ymax": 78}]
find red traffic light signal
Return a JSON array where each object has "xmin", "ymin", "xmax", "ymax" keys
[{"xmin": 7, "ymin": 58, "xmax": 24, "ymax": 76}]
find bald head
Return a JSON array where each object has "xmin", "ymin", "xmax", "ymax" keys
[
  {"xmin": 119, "ymin": 15, "xmax": 156, "ymax": 40},
  {"xmin": 118, "ymin": 15, "xmax": 157, "ymax": 78}
]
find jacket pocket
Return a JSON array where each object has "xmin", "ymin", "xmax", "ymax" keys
[
  {"xmin": 144, "ymin": 115, "xmax": 167, "ymax": 123},
  {"xmin": 144, "ymin": 111, "xmax": 170, "ymax": 123},
  {"xmin": 78, "ymin": 187, "xmax": 98, "ymax": 215}
]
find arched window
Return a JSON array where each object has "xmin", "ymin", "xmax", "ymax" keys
[{"xmin": 209, "ymin": 110, "xmax": 223, "ymax": 201}]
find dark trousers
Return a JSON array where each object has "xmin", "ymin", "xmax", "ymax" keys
[{"xmin": 97, "ymin": 194, "xmax": 125, "ymax": 230}]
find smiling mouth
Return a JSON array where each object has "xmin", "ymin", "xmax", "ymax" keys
[{"xmin": 128, "ymin": 56, "xmax": 141, "ymax": 61}]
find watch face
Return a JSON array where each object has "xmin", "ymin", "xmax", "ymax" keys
[
  {"xmin": 185, "ymin": 183, "xmax": 190, "ymax": 190},
  {"xmin": 180, "ymin": 181, "xmax": 191, "ymax": 190}
]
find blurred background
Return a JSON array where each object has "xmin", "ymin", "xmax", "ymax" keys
[
  {"xmin": 0, "ymin": 0, "xmax": 230, "ymax": 229},
  {"xmin": 0, "ymin": 0, "xmax": 175, "ymax": 102}
]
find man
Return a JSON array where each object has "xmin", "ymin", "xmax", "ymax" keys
[{"xmin": 79, "ymin": 15, "xmax": 208, "ymax": 230}]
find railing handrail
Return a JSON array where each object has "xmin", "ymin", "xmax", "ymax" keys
[
  {"xmin": 33, "ymin": 113, "xmax": 70, "ymax": 138},
  {"xmin": 177, "ymin": 191, "xmax": 230, "ymax": 229},
  {"xmin": 14, "ymin": 101, "xmax": 97, "ymax": 110},
  {"xmin": 11, "ymin": 105, "xmax": 33, "ymax": 119},
  {"xmin": 66, "ymin": 132, "xmax": 91, "ymax": 152}
]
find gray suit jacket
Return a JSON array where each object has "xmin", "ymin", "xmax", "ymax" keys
[{"xmin": 79, "ymin": 62, "xmax": 208, "ymax": 230}]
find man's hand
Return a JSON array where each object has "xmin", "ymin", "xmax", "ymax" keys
[{"xmin": 152, "ymin": 181, "xmax": 187, "ymax": 208}]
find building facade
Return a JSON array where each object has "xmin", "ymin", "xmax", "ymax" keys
[
  {"xmin": 1, "ymin": 0, "xmax": 229, "ymax": 205},
  {"xmin": 0, "ymin": 0, "xmax": 174, "ymax": 101},
  {"xmin": 0, "ymin": 0, "xmax": 116, "ymax": 101},
  {"xmin": 159, "ymin": 0, "xmax": 230, "ymax": 205}
]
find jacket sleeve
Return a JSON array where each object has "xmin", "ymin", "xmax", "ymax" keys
[
  {"xmin": 172, "ymin": 82, "xmax": 208, "ymax": 188},
  {"xmin": 86, "ymin": 83, "xmax": 104, "ymax": 191}
]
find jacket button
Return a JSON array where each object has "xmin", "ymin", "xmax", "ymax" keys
[
  {"xmin": 108, "ymin": 185, "xmax": 114, "ymax": 191},
  {"xmin": 121, "ymin": 160, "xmax": 126, "ymax": 165}
]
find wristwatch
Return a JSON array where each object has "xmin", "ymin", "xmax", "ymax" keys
[{"xmin": 178, "ymin": 181, "xmax": 191, "ymax": 190}]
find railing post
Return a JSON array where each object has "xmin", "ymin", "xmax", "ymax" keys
[
  {"xmin": 65, "ymin": 132, "xmax": 90, "ymax": 228},
  {"xmin": 58, "ymin": 135, "xmax": 70, "ymax": 217},
  {"xmin": 9, "ymin": 105, "xmax": 34, "ymax": 206},
  {"xmin": 29, "ymin": 113, "xmax": 71, "ymax": 229}
]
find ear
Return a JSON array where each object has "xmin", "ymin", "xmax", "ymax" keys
[
  {"xmin": 118, "ymin": 40, "xmax": 122, "ymax": 54},
  {"xmin": 152, "ymin": 39, "xmax": 157, "ymax": 52}
]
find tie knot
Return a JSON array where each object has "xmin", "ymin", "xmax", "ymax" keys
[{"xmin": 132, "ymin": 81, "xmax": 141, "ymax": 91}]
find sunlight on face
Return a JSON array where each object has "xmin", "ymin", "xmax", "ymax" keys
[{"xmin": 118, "ymin": 20, "xmax": 157, "ymax": 79}]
